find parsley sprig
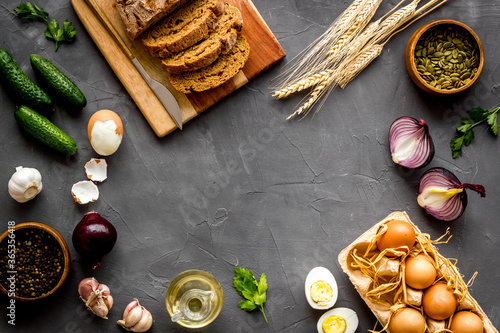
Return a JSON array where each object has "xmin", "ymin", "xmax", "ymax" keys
[
  {"xmin": 450, "ymin": 106, "xmax": 499, "ymax": 158},
  {"xmin": 233, "ymin": 267, "xmax": 268, "ymax": 322},
  {"xmin": 14, "ymin": 2, "xmax": 76, "ymax": 51}
]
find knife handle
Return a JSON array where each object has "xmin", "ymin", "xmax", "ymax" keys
[{"xmin": 85, "ymin": 0, "xmax": 134, "ymax": 60}]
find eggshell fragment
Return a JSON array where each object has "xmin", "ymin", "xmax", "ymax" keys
[
  {"xmin": 85, "ymin": 158, "xmax": 107, "ymax": 182},
  {"xmin": 88, "ymin": 109, "xmax": 123, "ymax": 156},
  {"xmin": 71, "ymin": 181, "xmax": 99, "ymax": 204}
]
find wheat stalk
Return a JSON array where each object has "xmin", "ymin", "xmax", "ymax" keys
[
  {"xmin": 271, "ymin": 0, "xmax": 379, "ymax": 92},
  {"xmin": 278, "ymin": 0, "xmax": 448, "ymax": 120}
]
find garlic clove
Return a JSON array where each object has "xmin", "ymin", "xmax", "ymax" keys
[
  {"xmin": 125, "ymin": 306, "xmax": 144, "ymax": 328},
  {"xmin": 117, "ymin": 299, "xmax": 153, "ymax": 332},
  {"xmin": 78, "ymin": 277, "xmax": 99, "ymax": 301},
  {"xmin": 103, "ymin": 294, "xmax": 114, "ymax": 310},
  {"xmin": 122, "ymin": 299, "xmax": 139, "ymax": 320},
  {"xmin": 92, "ymin": 297, "xmax": 110, "ymax": 319},
  {"xmin": 8, "ymin": 166, "xmax": 43, "ymax": 203},
  {"xmin": 130, "ymin": 309, "xmax": 153, "ymax": 333}
]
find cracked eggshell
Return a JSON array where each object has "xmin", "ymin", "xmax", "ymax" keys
[
  {"xmin": 71, "ymin": 181, "xmax": 99, "ymax": 204},
  {"xmin": 317, "ymin": 307, "xmax": 358, "ymax": 333},
  {"xmin": 88, "ymin": 109, "xmax": 123, "ymax": 156},
  {"xmin": 85, "ymin": 158, "xmax": 107, "ymax": 182},
  {"xmin": 305, "ymin": 266, "xmax": 338, "ymax": 310}
]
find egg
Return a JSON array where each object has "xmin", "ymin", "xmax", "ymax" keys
[
  {"xmin": 376, "ymin": 219, "xmax": 416, "ymax": 257},
  {"xmin": 388, "ymin": 307, "xmax": 426, "ymax": 333},
  {"xmin": 317, "ymin": 307, "xmax": 358, "ymax": 333},
  {"xmin": 422, "ymin": 283, "xmax": 457, "ymax": 320},
  {"xmin": 405, "ymin": 253, "xmax": 437, "ymax": 289},
  {"xmin": 305, "ymin": 267, "xmax": 338, "ymax": 310},
  {"xmin": 450, "ymin": 311, "xmax": 484, "ymax": 333},
  {"xmin": 88, "ymin": 109, "xmax": 123, "ymax": 156}
]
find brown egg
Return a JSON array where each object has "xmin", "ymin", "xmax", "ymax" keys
[
  {"xmin": 450, "ymin": 311, "xmax": 484, "ymax": 333},
  {"xmin": 88, "ymin": 109, "xmax": 124, "ymax": 156},
  {"xmin": 388, "ymin": 307, "xmax": 426, "ymax": 333},
  {"xmin": 422, "ymin": 283, "xmax": 457, "ymax": 320},
  {"xmin": 376, "ymin": 220, "xmax": 416, "ymax": 257},
  {"xmin": 405, "ymin": 253, "xmax": 437, "ymax": 289}
]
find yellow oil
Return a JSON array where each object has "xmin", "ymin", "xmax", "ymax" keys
[{"xmin": 166, "ymin": 270, "xmax": 223, "ymax": 328}]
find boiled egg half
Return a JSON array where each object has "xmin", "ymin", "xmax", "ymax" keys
[
  {"xmin": 305, "ymin": 266, "xmax": 338, "ymax": 310},
  {"xmin": 317, "ymin": 307, "xmax": 358, "ymax": 333},
  {"xmin": 88, "ymin": 109, "xmax": 123, "ymax": 156}
]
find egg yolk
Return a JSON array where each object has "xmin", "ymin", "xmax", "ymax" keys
[
  {"xmin": 310, "ymin": 280, "xmax": 334, "ymax": 306},
  {"xmin": 322, "ymin": 315, "xmax": 346, "ymax": 333}
]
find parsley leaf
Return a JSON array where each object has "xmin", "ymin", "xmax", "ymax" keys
[
  {"xmin": 234, "ymin": 267, "xmax": 268, "ymax": 322},
  {"xmin": 14, "ymin": 3, "xmax": 76, "ymax": 52},
  {"xmin": 45, "ymin": 19, "xmax": 76, "ymax": 51},
  {"xmin": 450, "ymin": 106, "xmax": 500, "ymax": 158},
  {"xmin": 467, "ymin": 107, "xmax": 489, "ymax": 122},
  {"xmin": 14, "ymin": 2, "xmax": 48, "ymax": 22}
]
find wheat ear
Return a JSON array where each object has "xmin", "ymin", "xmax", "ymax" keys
[
  {"xmin": 272, "ymin": 70, "xmax": 333, "ymax": 99},
  {"xmin": 338, "ymin": 44, "xmax": 384, "ymax": 88}
]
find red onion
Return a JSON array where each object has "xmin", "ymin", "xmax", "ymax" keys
[
  {"xmin": 389, "ymin": 117, "xmax": 434, "ymax": 169},
  {"xmin": 417, "ymin": 167, "xmax": 485, "ymax": 221},
  {"xmin": 72, "ymin": 212, "xmax": 117, "ymax": 268}
]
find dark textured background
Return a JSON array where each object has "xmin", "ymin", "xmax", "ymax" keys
[{"xmin": 1, "ymin": 0, "xmax": 499, "ymax": 332}]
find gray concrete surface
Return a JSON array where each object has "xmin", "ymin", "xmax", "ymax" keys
[{"xmin": 0, "ymin": 0, "xmax": 499, "ymax": 332}]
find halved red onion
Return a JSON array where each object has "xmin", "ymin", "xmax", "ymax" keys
[
  {"xmin": 389, "ymin": 117, "xmax": 434, "ymax": 169},
  {"xmin": 417, "ymin": 167, "xmax": 485, "ymax": 221}
]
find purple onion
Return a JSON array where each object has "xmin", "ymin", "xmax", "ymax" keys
[
  {"xmin": 72, "ymin": 212, "xmax": 117, "ymax": 269},
  {"xmin": 389, "ymin": 117, "xmax": 434, "ymax": 169},
  {"xmin": 417, "ymin": 167, "xmax": 485, "ymax": 221}
]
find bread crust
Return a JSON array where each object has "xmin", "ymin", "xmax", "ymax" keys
[{"xmin": 116, "ymin": 0, "xmax": 190, "ymax": 40}]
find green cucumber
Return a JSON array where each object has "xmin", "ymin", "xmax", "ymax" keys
[
  {"xmin": 0, "ymin": 49, "xmax": 54, "ymax": 115},
  {"xmin": 30, "ymin": 54, "xmax": 87, "ymax": 112},
  {"xmin": 15, "ymin": 105, "xmax": 78, "ymax": 155}
]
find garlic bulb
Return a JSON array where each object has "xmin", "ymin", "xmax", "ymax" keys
[
  {"xmin": 78, "ymin": 277, "xmax": 113, "ymax": 319},
  {"xmin": 117, "ymin": 299, "xmax": 153, "ymax": 332},
  {"xmin": 8, "ymin": 166, "xmax": 43, "ymax": 203}
]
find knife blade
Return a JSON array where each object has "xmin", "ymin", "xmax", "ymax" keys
[{"xmin": 85, "ymin": 0, "xmax": 183, "ymax": 130}]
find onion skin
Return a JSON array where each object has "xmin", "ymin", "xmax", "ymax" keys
[
  {"xmin": 417, "ymin": 167, "xmax": 485, "ymax": 221},
  {"xmin": 389, "ymin": 117, "xmax": 434, "ymax": 169},
  {"xmin": 72, "ymin": 212, "xmax": 117, "ymax": 268}
]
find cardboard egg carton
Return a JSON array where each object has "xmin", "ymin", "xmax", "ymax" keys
[{"xmin": 337, "ymin": 211, "xmax": 498, "ymax": 333}]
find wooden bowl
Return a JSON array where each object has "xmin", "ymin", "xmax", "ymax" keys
[
  {"xmin": 0, "ymin": 222, "xmax": 71, "ymax": 301},
  {"xmin": 405, "ymin": 19, "xmax": 484, "ymax": 96}
]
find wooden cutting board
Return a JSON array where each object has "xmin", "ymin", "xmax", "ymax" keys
[{"xmin": 71, "ymin": 0, "xmax": 286, "ymax": 137}]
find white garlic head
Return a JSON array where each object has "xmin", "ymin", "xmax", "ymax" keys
[
  {"xmin": 117, "ymin": 299, "xmax": 153, "ymax": 332},
  {"xmin": 8, "ymin": 166, "xmax": 43, "ymax": 203}
]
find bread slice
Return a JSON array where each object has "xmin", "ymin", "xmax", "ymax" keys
[
  {"xmin": 142, "ymin": 0, "xmax": 224, "ymax": 57},
  {"xmin": 160, "ymin": 3, "xmax": 243, "ymax": 74},
  {"xmin": 116, "ymin": 0, "xmax": 191, "ymax": 40},
  {"xmin": 169, "ymin": 34, "xmax": 250, "ymax": 93}
]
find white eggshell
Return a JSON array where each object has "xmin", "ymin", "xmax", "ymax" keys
[
  {"xmin": 317, "ymin": 307, "xmax": 359, "ymax": 333},
  {"xmin": 305, "ymin": 266, "xmax": 338, "ymax": 310},
  {"xmin": 71, "ymin": 180, "xmax": 99, "ymax": 204},
  {"xmin": 85, "ymin": 158, "xmax": 108, "ymax": 182}
]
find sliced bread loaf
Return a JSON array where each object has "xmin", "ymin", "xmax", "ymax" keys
[
  {"xmin": 142, "ymin": 0, "xmax": 224, "ymax": 57},
  {"xmin": 169, "ymin": 34, "xmax": 250, "ymax": 93},
  {"xmin": 160, "ymin": 3, "xmax": 243, "ymax": 74},
  {"xmin": 116, "ymin": 0, "xmax": 190, "ymax": 40}
]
